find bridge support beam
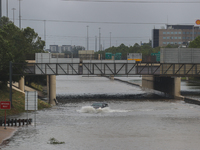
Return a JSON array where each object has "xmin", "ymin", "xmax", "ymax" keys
[
  {"xmin": 47, "ymin": 75, "xmax": 56, "ymax": 105},
  {"xmin": 18, "ymin": 77, "xmax": 24, "ymax": 92},
  {"xmin": 142, "ymin": 75, "xmax": 181, "ymax": 98}
]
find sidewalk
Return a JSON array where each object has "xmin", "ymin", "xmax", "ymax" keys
[{"xmin": 0, "ymin": 127, "xmax": 18, "ymax": 145}]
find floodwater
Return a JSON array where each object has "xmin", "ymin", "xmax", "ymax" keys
[{"xmin": 1, "ymin": 76, "xmax": 200, "ymax": 150}]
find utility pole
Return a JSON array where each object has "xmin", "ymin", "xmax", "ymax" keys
[{"xmin": 12, "ymin": 8, "xmax": 16, "ymax": 23}]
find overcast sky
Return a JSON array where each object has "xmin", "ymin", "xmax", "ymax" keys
[{"xmin": 1, "ymin": 0, "xmax": 200, "ymax": 50}]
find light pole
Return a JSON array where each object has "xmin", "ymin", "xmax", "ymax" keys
[
  {"xmin": 95, "ymin": 36, "xmax": 97, "ymax": 52},
  {"xmin": 0, "ymin": 0, "xmax": 1, "ymax": 19},
  {"xmin": 87, "ymin": 25, "xmax": 89, "ymax": 50},
  {"xmin": 6, "ymin": 0, "xmax": 8, "ymax": 17},
  {"xmin": 99, "ymin": 28, "xmax": 101, "ymax": 51},
  {"xmin": 44, "ymin": 20, "xmax": 46, "ymax": 50},
  {"xmin": 12, "ymin": 8, "xmax": 16, "ymax": 23},
  {"xmin": 19, "ymin": 0, "xmax": 22, "ymax": 28},
  {"xmin": 110, "ymin": 32, "xmax": 111, "ymax": 47}
]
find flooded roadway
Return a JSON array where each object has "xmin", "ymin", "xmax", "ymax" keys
[{"xmin": 1, "ymin": 76, "xmax": 200, "ymax": 150}]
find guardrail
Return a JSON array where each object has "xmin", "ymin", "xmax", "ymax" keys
[{"xmin": 0, "ymin": 118, "xmax": 32, "ymax": 127}]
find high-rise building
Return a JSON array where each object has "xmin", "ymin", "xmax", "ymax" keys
[{"xmin": 152, "ymin": 25, "xmax": 200, "ymax": 48}]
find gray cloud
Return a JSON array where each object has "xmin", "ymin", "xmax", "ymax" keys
[{"xmin": 2, "ymin": 0, "xmax": 199, "ymax": 49}]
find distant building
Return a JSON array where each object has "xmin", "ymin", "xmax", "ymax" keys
[
  {"xmin": 49, "ymin": 45, "xmax": 59, "ymax": 53},
  {"xmin": 152, "ymin": 25, "xmax": 200, "ymax": 48},
  {"xmin": 49, "ymin": 45, "xmax": 85, "ymax": 53},
  {"xmin": 78, "ymin": 50, "xmax": 94, "ymax": 61},
  {"xmin": 62, "ymin": 45, "xmax": 72, "ymax": 52}
]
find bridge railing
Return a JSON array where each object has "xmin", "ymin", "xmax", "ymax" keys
[
  {"xmin": 160, "ymin": 63, "xmax": 200, "ymax": 76},
  {"xmin": 12, "ymin": 62, "xmax": 160, "ymax": 75},
  {"xmin": 11, "ymin": 62, "xmax": 200, "ymax": 76}
]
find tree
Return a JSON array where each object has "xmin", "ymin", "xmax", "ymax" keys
[
  {"xmin": 0, "ymin": 17, "xmax": 45, "ymax": 89},
  {"xmin": 95, "ymin": 41, "xmax": 159, "ymax": 59},
  {"xmin": 23, "ymin": 27, "xmax": 45, "ymax": 53},
  {"xmin": 189, "ymin": 36, "xmax": 200, "ymax": 48}
]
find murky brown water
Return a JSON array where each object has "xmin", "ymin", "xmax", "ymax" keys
[{"xmin": 1, "ymin": 76, "xmax": 200, "ymax": 150}]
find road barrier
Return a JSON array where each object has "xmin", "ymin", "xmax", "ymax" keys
[{"xmin": 0, "ymin": 118, "xmax": 32, "ymax": 127}]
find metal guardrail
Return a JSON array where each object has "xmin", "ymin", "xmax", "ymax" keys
[
  {"xmin": 160, "ymin": 63, "xmax": 200, "ymax": 77},
  {"xmin": 11, "ymin": 62, "xmax": 200, "ymax": 76},
  {"xmin": 0, "ymin": 118, "xmax": 32, "ymax": 127}
]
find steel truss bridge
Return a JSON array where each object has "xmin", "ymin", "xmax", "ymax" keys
[{"xmin": 11, "ymin": 62, "xmax": 200, "ymax": 77}]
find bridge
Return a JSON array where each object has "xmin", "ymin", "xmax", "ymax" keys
[
  {"xmin": 10, "ymin": 52, "xmax": 200, "ymax": 105},
  {"xmin": 13, "ymin": 62, "xmax": 200, "ymax": 76}
]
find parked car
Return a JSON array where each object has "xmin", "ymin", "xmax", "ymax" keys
[{"xmin": 91, "ymin": 102, "xmax": 108, "ymax": 109}]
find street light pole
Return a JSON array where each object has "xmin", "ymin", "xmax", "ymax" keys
[
  {"xmin": 99, "ymin": 28, "xmax": 101, "ymax": 51},
  {"xmin": 6, "ymin": 0, "xmax": 8, "ymax": 17},
  {"xmin": 95, "ymin": 36, "xmax": 97, "ymax": 52},
  {"xmin": 87, "ymin": 25, "xmax": 89, "ymax": 50},
  {"xmin": 44, "ymin": 20, "xmax": 46, "ymax": 50},
  {"xmin": 19, "ymin": 0, "xmax": 22, "ymax": 29},
  {"xmin": 110, "ymin": 32, "xmax": 111, "ymax": 47},
  {"xmin": 0, "ymin": 0, "xmax": 1, "ymax": 19},
  {"xmin": 12, "ymin": 8, "xmax": 16, "ymax": 23}
]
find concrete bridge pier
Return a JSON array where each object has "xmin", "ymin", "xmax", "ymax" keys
[
  {"xmin": 18, "ymin": 77, "xmax": 25, "ymax": 92},
  {"xmin": 47, "ymin": 75, "xmax": 56, "ymax": 105},
  {"xmin": 109, "ymin": 75, "xmax": 115, "ymax": 80},
  {"xmin": 142, "ymin": 75, "xmax": 181, "ymax": 98}
]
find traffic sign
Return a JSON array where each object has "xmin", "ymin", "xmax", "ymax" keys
[{"xmin": 0, "ymin": 101, "xmax": 11, "ymax": 110}]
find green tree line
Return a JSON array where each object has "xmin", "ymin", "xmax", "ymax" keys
[
  {"xmin": 95, "ymin": 36, "xmax": 200, "ymax": 58},
  {"xmin": 95, "ymin": 42, "xmax": 160, "ymax": 59},
  {"xmin": 0, "ymin": 17, "xmax": 45, "ymax": 89}
]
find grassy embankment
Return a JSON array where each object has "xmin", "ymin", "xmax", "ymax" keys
[{"xmin": 0, "ymin": 87, "xmax": 51, "ymax": 118}]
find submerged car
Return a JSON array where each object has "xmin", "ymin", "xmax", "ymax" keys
[{"xmin": 91, "ymin": 102, "xmax": 108, "ymax": 109}]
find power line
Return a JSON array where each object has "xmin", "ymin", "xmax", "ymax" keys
[
  {"xmin": 62, "ymin": 0, "xmax": 200, "ymax": 3},
  {"xmin": 21, "ymin": 18, "xmax": 167, "ymax": 25},
  {"xmin": 19, "ymin": 18, "xmax": 193, "ymax": 25},
  {"xmin": 42, "ymin": 34, "xmax": 150, "ymax": 39}
]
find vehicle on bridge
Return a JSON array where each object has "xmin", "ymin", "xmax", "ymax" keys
[{"xmin": 91, "ymin": 102, "xmax": 108, "ymax": 109}]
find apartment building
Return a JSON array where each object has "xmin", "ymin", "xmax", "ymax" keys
[{"xmin": 152, "ymin": 25, "xmax": 200, "ymax": 48}]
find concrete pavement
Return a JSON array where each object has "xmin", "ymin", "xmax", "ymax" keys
[{"xmin": 0, "ymin": 127, "xmax": 18, "ymax": 145}]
